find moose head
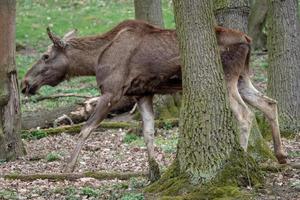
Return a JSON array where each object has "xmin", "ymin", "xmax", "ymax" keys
[{"xmin": 21, "ymin": 28, "xmax": 77, "ymax": 95}]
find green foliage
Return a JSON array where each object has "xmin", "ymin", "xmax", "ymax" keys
[
  {"xmin": 129, "ymin": 178, "xmax": 147, "ymax": 190},
  {"xmin": 65, "ymin": 187, "xmax": 80, "ymax": 200},
  {"xmin": 80, "ymin": 187, "xmax": 99, "ymax": 198},
  {"xmin": 123, "ymin": 133, "xmax": 139, "ymax": 144},
  {"xmin": 155, "ymin": 135, "xmax": 177, "ymax": 154},
  {"xmin": 0, "ymin": 189, "xmax": 18, "ymax": 200},
  {"xmin": 45, "ymin": 152, "xmax": 62, "ymax": 162},
  {"xmin": 21, "ymin": 129, "xmax": 47, "ymax": 140},
  {"xmin": 163, "ymin": 122, "xmax": 173, "ymax": 130},
  {"xmin": 121, "ymin": 193, "xmax": 144, "ymax": 200},
  {"xmin": 0, "ymin": 159, "xmax": 6, "ymax": 165},
  {"xmin": 259, "ymin": 61, "xmax": 268, "ymax": 69},
  {"xmin": 288, "ymin": 150, "xmax": 300, "ymax": 158}
]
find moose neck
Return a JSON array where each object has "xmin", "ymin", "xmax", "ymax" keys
[{"xmin": 66, "ymin": 36, "xmax": 111, "ymax": 77}]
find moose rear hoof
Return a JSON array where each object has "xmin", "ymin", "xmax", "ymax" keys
[
  {"xmin": 148, "ymin": 158, "xmax": 161, "ymax": 183},
  {"xmin": 64, "ymin": 163, "xmax": 76, "ymax": 173},
  {"xmin": 276, "ymin": 152, "xmax": 288, "ymax": 164}
]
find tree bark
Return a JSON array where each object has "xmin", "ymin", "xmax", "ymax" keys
[
  {"xmin": 248, "ymin": 0, "xmax": 268, "ymax": 50},
  {"xmin": 267, "ymin": 0, "xmax": 300, "ymax": 134},
  {"xmin": 213, "ymin": 0, "xmax": 273, "ymax": 161},
  {"xmin": 145, "ymin": 1, "xmax": 262, "ymax": 198},
  {"xmin": 134, "ymin": 0, "xmax": 164, "ymax": 27},
  {"xmin": 214, "ymin": 0, "xmax": 250, "ymax": 32},
  {"xmin": 175, "ymin": 0, "xmax": 239, "ymax": 184},
  {"xmin": 0, "ymin": 0, "xmax": 24, "ymax": 160}
]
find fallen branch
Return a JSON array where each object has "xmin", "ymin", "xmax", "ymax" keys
[
  {"xmin": 2, "ymin": 171, "xmax": 147, "ymax": 181},
  {"xmin": 21, "ymin": 119, "xmax": 179, "ymax": 139},
  {"xmin": 23, "ymin": 94, "xmax": 95, "ymax": 103}
]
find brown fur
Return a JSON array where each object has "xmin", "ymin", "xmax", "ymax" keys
[{"xmin": 22, "ymin": 20, "xmax": 286, "ymax": 177}]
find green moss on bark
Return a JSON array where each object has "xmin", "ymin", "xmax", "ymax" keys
[{"xmin": 145, "ymin": 150, "xmax": 262, "ymax": 199}]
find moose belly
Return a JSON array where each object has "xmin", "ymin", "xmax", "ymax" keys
[{"xmin": 124, "ymin": 74, "xmax": 182, "ymax": 96}]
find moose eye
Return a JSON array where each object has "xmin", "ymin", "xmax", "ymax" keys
[{"xmin": 42, "ymin": 54, "xmax": 49, "ymax": 61}]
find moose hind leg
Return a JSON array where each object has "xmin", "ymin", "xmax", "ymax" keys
[
  {"xmin": 65, "ymin": 93, "xmax": 118, "ymax": 172},
  {"xmin": 227, "ymin": 79, "xmax": 254, "ymax": 151},
  {"xmin": 137, "ymin": 95, "xmax": 160, "ymax": 182},
  {"xmin": 238, "ymin": 77, "xmax": 287, "ymax": 164}
]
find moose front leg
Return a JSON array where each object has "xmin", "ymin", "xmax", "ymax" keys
[
  {"xmin": 137, "ymin": 95, "xmax": 160, "ymax": 182},
  {"xmin": 65, "ymin": 93, "xmax": 117, "ymax": 172}
]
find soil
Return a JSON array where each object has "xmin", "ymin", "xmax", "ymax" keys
[{"xmin": 0, "ymin": 127, "xmax": 299, "ymax": 199}]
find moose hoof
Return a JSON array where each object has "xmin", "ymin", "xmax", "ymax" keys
[
  {"xmin": 148, "ymin": 158, "xmax": 161, "ymax": 183},
  {"xmin": 64, "ymin": 163, "xmax": 76, "ymax": 173},
  {"xmin": 276, "ymin": 151, "xmax": 288, "ymax": 164}
]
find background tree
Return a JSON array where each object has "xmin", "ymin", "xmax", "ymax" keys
[
  {"xmin": 134, "ymin": 0, "xmax": 164, "ymax": 27},
  {"xmin": 214, "ymin": 0, "xmax": 250, "ymax": 32},
  {"xmin": 0, "ymin": 0, "xmax": 24, "ymax": 160},
  {"xmin": 134, "ymin": 0, "xmax": 181, "ymax": 119},
  {"xmin": 146, "ymin": 0, "xmax": 260, "ymax": 198},
  {"xmin": 248, "ymin": 0, "xmax": 268, "ymax": 50},
  {"xmin": 213, "ymin": 0, "xmax": 274, "ymax": 161},
  {"xmin": 267, "ymin": 0, "xmax": 300, "ymax": 134}
]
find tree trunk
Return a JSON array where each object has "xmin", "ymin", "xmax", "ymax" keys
[
  {"xmin": 0, "ymin": 0, "xmax": 24, "ymax": 160},
  {"xmin": 267, "ymin": 0, "xmax": 300, "ymax": 134},
  {"xmin": 214, "ymin": 0, "xmax": 250, "ymax": 32},
  {"xmin": 248, "ymin": 0, "xmax": 268, "ymax": 50},
  {"xmin": 213, "ymin": 0, "xmax": 273, "ymax": 161},
  {"xmin": 146, "ymin": 1, "xmax": 261, "ymax": 198},
  {"xmin": 134, "ymin": 0, "xmax": 164, "ymax": 27},
  {"xmin": 176, "ymin": 0, "xmax": 238, "ymax": 183}
]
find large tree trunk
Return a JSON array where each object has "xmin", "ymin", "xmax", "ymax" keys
[
  {"xmin": 146, "ymin": 0, "xmax": 261, "ymax": 198},
  {"xmin": 213, "ymin": 0, "xmax": 273, "ymax": 161},
  {"xmin": 0, "ymin": 0, "xmax": 24, "ymax": 160},
  {"xmin": 267, "ymin": 0, "xmax": 300, "ymax": 134},
  {"xmin": 176, "ymin": 0, "xmax": 238, "ymax": 182},
  {"xmin": 248, "ymin": 0, "xmax": 268, "ymax": 50}
]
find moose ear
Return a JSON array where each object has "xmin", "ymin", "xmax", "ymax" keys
[
  {"xmin": 46, "ymin": 27, "xmax": 66, "ymax": 49},
  {"xmin": 63, "ymin": 29, "xmax": 78, "ymax": 41}
]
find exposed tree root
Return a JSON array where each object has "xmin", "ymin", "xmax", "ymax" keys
[{"xmin": 2, "ymin": 171, "xmax": 146, "ymax": 181}]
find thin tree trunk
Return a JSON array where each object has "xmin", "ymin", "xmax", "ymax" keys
[
  {"xmin": 134, "ymin": 0, "xmax": 164, "ymax": 27},
  {"xmin": 248, "ymin": 0, "xmax": 268, "ymax": 50},
  {"xmin": 214, "ymin": 0, "xmax": 250, "ymax": 32},
  {"xmin": 267, "ymin": 0, "xmax": 300, "ymax": 134},
  {"xmin": 0, "ymin": 0, "xmax": 24, "ymax": 160}
]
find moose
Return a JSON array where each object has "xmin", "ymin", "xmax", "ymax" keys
[{"xmin": 22, "ymin": 20, "xmax": 287, "ymax": 181}]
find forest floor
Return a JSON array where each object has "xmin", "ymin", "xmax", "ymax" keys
[
  {"xmin": 0, "ymin": 1, "xmax": 299, "ymax": 199},
  {"xmin": 0, "ymin": 124, "xmax": 299, "ymax": 199}
]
